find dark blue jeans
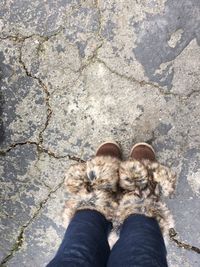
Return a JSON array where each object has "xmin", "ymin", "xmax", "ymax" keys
[{"xmin": 47, "ymin": 210, "xmax": 168, "ymax": 267}]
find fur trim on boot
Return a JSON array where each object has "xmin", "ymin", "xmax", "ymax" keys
[
  {"xmin": 119, "ymin": 159, "xmax": 176, "ymax": 197},
  {"xmin": 116, "ymin": 159, "xmax": 176, "ymax": 240},
  {"xmin": 63, "ymin": 156, "xmax": 120, "ymax": 224}
]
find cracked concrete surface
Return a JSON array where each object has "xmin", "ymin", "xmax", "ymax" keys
[{"xmin": 0, "ymin": 0, "xmax": 200, "ymax": 266}]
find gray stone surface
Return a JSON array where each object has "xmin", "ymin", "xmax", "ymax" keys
[{"xmin": 0, "ymin": 0, "xmax": 200, "ymax": 266}]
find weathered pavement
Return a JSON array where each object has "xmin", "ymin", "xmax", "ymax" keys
[{"xmin": 0, "ymin": 0, "xmax": 200, "ymax": 266}]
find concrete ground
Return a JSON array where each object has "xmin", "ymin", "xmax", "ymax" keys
[{"xmin": 0, "ymin": 0, "xmax": 200, "ymax": 266}]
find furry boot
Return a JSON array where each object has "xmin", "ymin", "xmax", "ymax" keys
[
  {"xmin": 116, "ymin": 159, "xmax": 176, "ymax": 241},
  {"xmin": 63, "ymin": 156, "xmax": 120, "ymax": 225}
]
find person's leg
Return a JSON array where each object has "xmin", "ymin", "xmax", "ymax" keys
[
  {"xmin": 47, "ymin": 210, "xmax": 111, "ymax": 267},
  {"xmin": 47, "ymin": 141, "xmax": 122, "ymax": 267},
  {"xmin": 108, "ymin": 214, "xmax": 168, "ymax": 267},
  {"xmin": 108, "ymin": 143, "xmax": 176, "ymax": 267}
]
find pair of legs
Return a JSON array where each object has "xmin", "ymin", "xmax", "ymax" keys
[
  {"xmin": 47, "ymin": 210, "xmax": 167, "ymax": 267},
  {"xmin": 47, "ymin": 142, "xmax": 175, "ymax": 266}
]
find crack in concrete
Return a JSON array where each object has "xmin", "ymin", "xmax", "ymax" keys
[
  {"xmin": 0, "ymin": 25, "xmax": 66, "ymax": 44},
  {"xmin": 78, "ymin": 41, "xmax": 104, "ymax": 74},
  {"xmin": 93, "ymin": 0, "xmax": 104, "ymax": 43},
  {"xmin": 184, "ymin": 89, "xmax": 200, "ymax": 99},
  {"xmin": 0, "ymin": 141, "xmax": 85, "ymax": 163},
  {"xmin": 18, "ymin": 42, "xmax": 53, "ymax": 145},
  {"xmin": 0, "ymin": 141, "xmax": 38, "ymax": 156},
  {"xmin": 95, "ymin": 58, "xmax": 200, "ymax": 101},
  {"xmin": 0, "ymin": 175, "xmax": 67, "ymax": 266},
  {"xmin": 169, "ymin": 228, "xmax": 200, "ymax": 254},
  {"xmin": 0, "ymin": 0, "xmax": 86, "ymax": 43},
  {"xmin": 96, "ymin": 58, "xmax": 180, "ymax": 96}
]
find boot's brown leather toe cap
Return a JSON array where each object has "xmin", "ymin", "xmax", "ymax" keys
[
  {"xmin": 130, "ymin": 143, "xmax": 156, "ymax": 161},
  {"xmin": 96, "ymin": 142, "xmax": 122, "ymax": 160}
]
